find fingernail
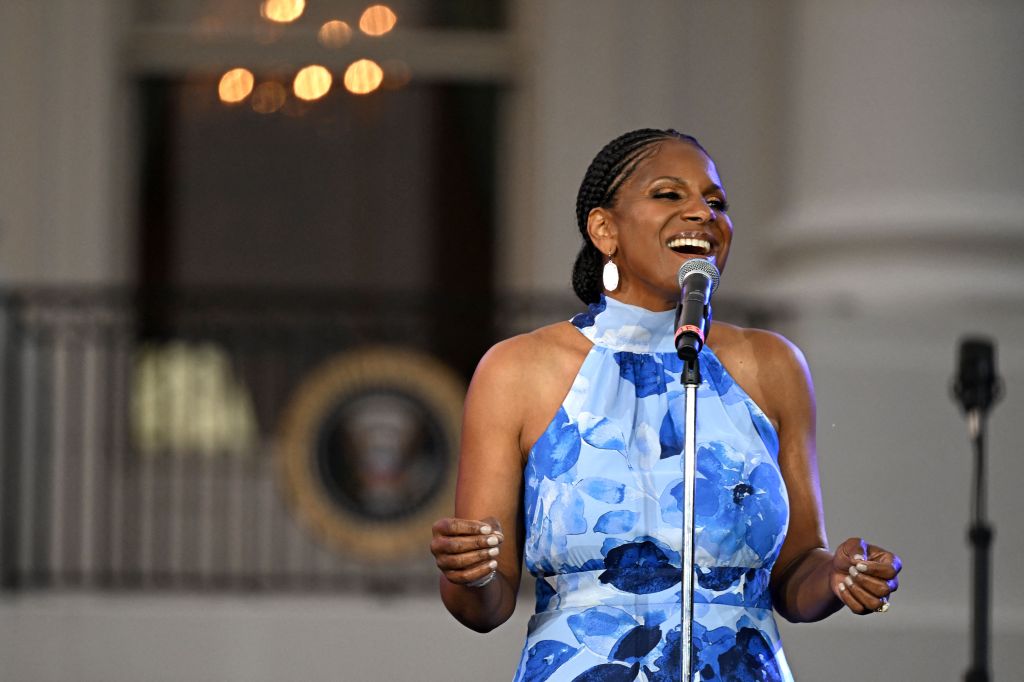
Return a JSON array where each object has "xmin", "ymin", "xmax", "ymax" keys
[
  {"xmin": 488, "ymin": 560, "xmax": 498, "ymax": 569},
  {"xmin": 479, "ymin": 525, "xmax": 492, "ymax": 535},
  {"xmin": 488, "ymin": 547, "xmax": 499, "ymax": 557},
  {"xmin": 848, "ymin": 566, "xmax": 859, "ymax": 578},
  {"xmin": 853, "ymin": 554, "xmax": 864, "ymax": 560},
  {"xmin": 856, "ymin": 562, "xmax": 868, "ymax": 573},
  {"xmin": 486, "ymin": 535, "xmax": 499, "ymax": 546},
  {"xmin": 844, "ymin": 576, "xmax": 854, "ymax": 587},
  {"xmin": 838, "ymin": 582, "xmax": 846, "ymax": 592}
]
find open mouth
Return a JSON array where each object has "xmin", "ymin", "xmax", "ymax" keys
[{"xmin": 667, "ymin": 236, "xmax": 712, "ymax": 256}]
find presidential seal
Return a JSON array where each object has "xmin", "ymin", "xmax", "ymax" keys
[{"xmin": 276, "ymin": 347, "xmax": 464, "ymax": 561}]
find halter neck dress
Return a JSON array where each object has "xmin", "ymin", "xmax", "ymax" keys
[{"xmin": 513, "ymin": 295, "xmax": 793, "ymax": 681}]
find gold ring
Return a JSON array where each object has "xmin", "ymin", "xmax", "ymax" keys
[{"xmin": 876, "ymin": 599, "xmax": 890, "ymax": 613}]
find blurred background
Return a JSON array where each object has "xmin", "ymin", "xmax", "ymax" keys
[{"xmin": 1, "ymin": 0, "xmax": 1022, "ymax": 680}]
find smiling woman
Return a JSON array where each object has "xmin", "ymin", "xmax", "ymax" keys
[
  {"xmin": 430, "ymin": 129, "xmax": 903, "ymax": 681},
  {"xmin": 578, "ymin": 132, "xmax": 733, "ymax": 313},
  {"xmin": 568, "ymin": 131, "xmax": 732, "ymax": 313}
]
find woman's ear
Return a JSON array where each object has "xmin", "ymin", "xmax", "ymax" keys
[{"xmin": 587, "ymin": 207, "xmax": 617, "ymax": 257}]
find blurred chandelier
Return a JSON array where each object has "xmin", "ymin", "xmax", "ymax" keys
[{"xmin": 217, "ymin": 2, "xmax": 406, "ymax": 111}]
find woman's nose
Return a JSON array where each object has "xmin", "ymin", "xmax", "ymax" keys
[{"xmin": 682, "ymin": 198, "xmax": 711, "ymax": 223}]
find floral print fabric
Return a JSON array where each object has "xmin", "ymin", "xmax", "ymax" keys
[{"xmin": 513, "ymin": 295, "xmax": 793, "ymax": 681}]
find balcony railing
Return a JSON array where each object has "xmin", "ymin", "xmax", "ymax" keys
[{"xmin": 0, "ymin": 287, "xmax": 774, "ymax": 593}]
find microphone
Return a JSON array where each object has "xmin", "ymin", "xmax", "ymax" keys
[
  {"xmin": 952, "ymin": 337, "xmax": 1003, "ymax": 416},
  {"xmin": 674, "ymin": 259, "xmax": 720, "ymax": 361}
]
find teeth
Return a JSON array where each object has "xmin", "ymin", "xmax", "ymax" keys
[{"xmin": 667, "ymin": 237, "xmax": 711, "ymax": 253}]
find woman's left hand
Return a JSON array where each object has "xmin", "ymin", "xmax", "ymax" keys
[{"xmin": 831, "ymin": 537, "xmax": 902, "ymax": 615}]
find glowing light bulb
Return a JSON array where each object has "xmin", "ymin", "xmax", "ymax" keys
[
  {"xmin": 318, "ymin": 20, "xmax": 353, "ymax": 48},
  {"xmin": 293, "ymin": 65, "xmax": 333, "ymax": 101},
  {"xmin": 218, "ymin": 68, "xmax": 255, "ymax": 103},
  {"xmin": 343, "ymin": 59, "xmax": 384, "ymax": 95},
  {"xmin": 260, "ymin": 0, "xmax": 305, "ymax": 24},
  {"xmin": 358, "ymin": 5, "xmax": 397, "ymax": 37}
]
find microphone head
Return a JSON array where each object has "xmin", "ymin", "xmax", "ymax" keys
[
  {"xmin": 677, "ymin": 258, "xmax": 720, "ymax": 293},
  {"xmin": 953, "ymin": 336, "xmax": 1002, "ymax": 413}
]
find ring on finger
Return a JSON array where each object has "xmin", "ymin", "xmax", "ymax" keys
[
  {"xmin": 467, "ymin": 570, "xmax": 497, "ymax": 588},
  {"xmin": 875, "ymin": 598, "xmax": 890, "ymax": 614}
]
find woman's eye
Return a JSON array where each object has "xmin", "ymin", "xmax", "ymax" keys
[
  {"xmin": 708, "ymin": 198, "xmax": 730, "ymax": 212},
  {"xmin": 653, "ymin": 191, "xmax": 680, "ymax": 200}
]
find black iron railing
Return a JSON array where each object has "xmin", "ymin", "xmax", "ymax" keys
[{"xmin": 0, "ymin": 287, "xmax": 773, "ymax": 592}]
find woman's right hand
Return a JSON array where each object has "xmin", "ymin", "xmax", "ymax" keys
[{"xmin": 431, "ymin": 516, "xmax": 505, "ymax": 587}]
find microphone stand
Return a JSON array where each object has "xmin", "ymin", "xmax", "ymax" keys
[
  {"xmin": 952, "ymin": 337, "xmax": 1002, "ymax": 682},
  {"xmin": 964, "ymin": 408, "xmax": 993, "ymax": 682},
  {"xmin": 679, "ymin": 355, "xmax": 700, "ymax": 682},
  {"xmin": 674, "ymin": 258, "xmax": 718, "ymax": 681}
]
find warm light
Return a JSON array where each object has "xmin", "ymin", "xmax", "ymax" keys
[
  {"xmin": 318, "ymin": 20, "xmax": 353, "ymax": 48},
  {"xmin": 260, "ymin": 0, "xmax": 305, "ymax": 23},
  {"xmin": 358, "ymin": 4, "xmax": 397, "ymax": 36},
  {"xmin": 381, "ymin": 59, "xmax": 412, "ymax": 90},
  {"xmin": 343, "ymin": 59, "xmax": 384, "ymax": 95},
  {"xmin": 293, "ymin": 65, "xmax": 333, "ymax": 101},
  {"xmin": 251, "ymin": 81, "xmax": 287, "ymax": 113},
  {"xmin": 131, "ymin": 343, "xmax": 258, "ymax": 458},
  {"xmin": 218, "ymin": 68, "xmax": 255, "ymax": 103}
]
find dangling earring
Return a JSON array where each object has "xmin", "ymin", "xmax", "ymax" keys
[{"xmin": 602, "ymin": 252, "xmax": 619, "ymax": 291}]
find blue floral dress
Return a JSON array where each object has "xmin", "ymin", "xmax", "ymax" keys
[{"xmin": 512, "ymin": 295, "xmax": 793, "ymax": 681}]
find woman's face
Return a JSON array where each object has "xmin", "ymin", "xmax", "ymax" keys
[{"xmin": 590, "ymin": 139, "xmax": 733, "ymax": 311}]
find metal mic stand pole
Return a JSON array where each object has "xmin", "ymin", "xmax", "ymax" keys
[
  {"xmin": 680, "ymin": 355, "xmax": 700, "ymax": 682},
  {"xmin": 953, "ymin": 337, "xmax": 1001, "ymax": 682},
  {"xmin": 964, "ymin": 408, "xmax": 992, "ymax": 682},
  {"xmin": 674, "ymin": 258, "xmax": 718, "ymax": 680}
]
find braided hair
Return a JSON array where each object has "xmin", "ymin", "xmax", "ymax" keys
[{"xmin": 571, "ymin": 128, "xmax": 707, "ymax": 304}]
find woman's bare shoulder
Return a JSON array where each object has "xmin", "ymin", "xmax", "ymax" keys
[
  {"xmin": 710, "ymin": 321, "xmax": 806, "ymax": 370},
  {"xmin": 471, "ymin": 321, "xmax": 590, "ymax": 394},
  {"xmin": 709, "ymin": 322, "xmax": 813, "ymax": 427}
]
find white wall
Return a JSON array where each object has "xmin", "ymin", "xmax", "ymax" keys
[{"xmin": 0, "ymin": 594, "xmax": 533, "ymax": 682}]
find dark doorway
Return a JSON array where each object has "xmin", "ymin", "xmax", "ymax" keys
[{"xmin": 135, "ymin": 75, "xmax": 501, "ymax": 378}]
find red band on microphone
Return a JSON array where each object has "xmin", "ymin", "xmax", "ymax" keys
[{"xmin": 675, "ymin": 324, "xmax": 704, "ymax": 343}]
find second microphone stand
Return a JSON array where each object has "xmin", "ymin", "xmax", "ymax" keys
[
  {"xmin": 952, "ymin": 337, "xmax": 1002, "ymax": 682},
  {"xmin": 964, "ymin": 409, "xmax": 993, "ymax": 682}
]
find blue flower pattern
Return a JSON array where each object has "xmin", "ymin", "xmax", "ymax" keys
[{"xmin": 513, "ymin": 296, "xmax": 792, "ymax": 681}]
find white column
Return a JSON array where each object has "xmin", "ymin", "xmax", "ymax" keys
[
  {"xmin": 766, "ymin": 1, "xmax": 1024, "ymax": 677},
  {"xmin": 499, "ymin": 0, "xmax": 687, "ymax": 297},
  {"xmin": 0, "ymin": 0, "xmax": 132, "ymax": 286},
  {"xmin": 769, "ymin": 0, "xmax": 1024, "ymax": 307}
]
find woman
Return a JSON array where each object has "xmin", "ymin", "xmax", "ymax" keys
[{"xmin": 430, "ymin": 129, "xmax": 902, "ymax": 681}]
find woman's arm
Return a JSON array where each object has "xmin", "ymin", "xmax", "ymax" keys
[
  {"xmin": 758, "ymin": 333, "xmax": 840, "ymax": 622},
  {"xmin": 752, "ymin": 332, "xmax": 901, "ymax": 622},
  {"xmin": 431, "ymin": 336, "xmax": 533, "ymax": 632}
]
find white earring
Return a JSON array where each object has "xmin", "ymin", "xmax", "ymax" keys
[{"xmin": 602, "ymin": 254, "xmax": 619, "ymax": 291}]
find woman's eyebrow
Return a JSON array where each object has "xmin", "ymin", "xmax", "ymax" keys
[{"xmin": 649, "ymin": 176, "xmax": 724, "ymax": 194}]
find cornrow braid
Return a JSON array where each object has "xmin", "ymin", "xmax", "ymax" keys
[{"xmin": 571, "ymin": 128, "xmax": 707, "ymax": 304}]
